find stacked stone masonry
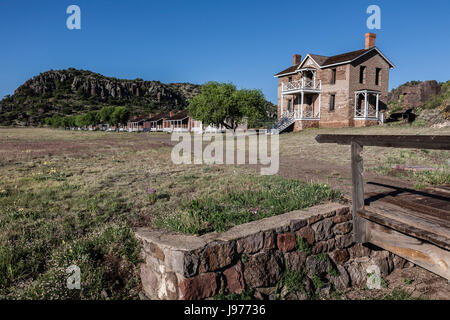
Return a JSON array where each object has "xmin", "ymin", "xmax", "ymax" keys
[{"xmin": 135, "ymin": 203, "xmax": 411, "ymax": 300}]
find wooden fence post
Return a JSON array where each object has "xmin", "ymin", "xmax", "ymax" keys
[{"xmin": 351, "ymin": 141, "xmax": 366, "ymax": 243}]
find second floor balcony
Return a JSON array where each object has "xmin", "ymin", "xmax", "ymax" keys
[{"xmin": 282, "ymin": 79, "xmax": 322, "ymax": 93}]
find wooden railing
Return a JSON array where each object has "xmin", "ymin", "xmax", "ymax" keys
[
  {"xmin": 315, "ymin": 134, "xmax": 450, "ymax": 243},
  {"xmin": 282, "ymin": 79, "xmax": 322, "ymax": 92}
]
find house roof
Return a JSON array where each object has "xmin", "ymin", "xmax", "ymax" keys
[
  {"xmin": 167, "ymin": 110, "xmax": 189, "ymax": 121},
  {"xmin": 274, "ymin": 64, "xmax": 300, "ymax": 77},
  {"xmin": 274, "ymin": 47, "xmax": 395, "ymax": 77},
  {"xmin": 320, "ymin": 48, "xmax": 370, "ymax": 67},
  {"xmin": 147, "ymin": 112, "xmax": 171, "ymax": 122},
  {"xmin": 308, "ymin": 54, "xmax": 328, "ymax": 66},
  {"xmin": 129, "ymin": 115, "xmax": 148, "ymax": 123}
]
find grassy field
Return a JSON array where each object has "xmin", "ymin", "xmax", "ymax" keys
[{"xmin": 0, "ymin": 126, "xmax": 448, "ymax": 299}]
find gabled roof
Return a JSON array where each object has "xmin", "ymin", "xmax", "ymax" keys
[
  {"xmin": 274, "ymin": 47, "xmax": 395, "ymax": 77},
  {"xmin": 128, "ymin": 115, "xmax": 148, "ymax": 123},
  {"xmin": 308, "ymin": 54, "xmax": 328, "ymax": 66},
  {"xmin": 274, "ymin": 64, "xmax": 300, "ymax": 77},
  {"xmin": 147, "ymin": 112, "xmax": 171, "ymax": 122},
  {"xmin": 167, "ymin": 110, "xmax": 189, "ymax": 121}
]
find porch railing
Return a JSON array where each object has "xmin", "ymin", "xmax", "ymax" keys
[
  {"xmin": 281, "ymin": 109, "xmax": 320, "ymax": 120},
  {"xmin": 282, "ymin": 79, "xmax": 321, "ymax": 92}
]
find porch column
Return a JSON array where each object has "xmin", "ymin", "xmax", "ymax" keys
[
  {"xmin": 364, "ymin": 91, "xmax": 368, "ymax": 118},
  {"xmin": 318, "ymin": 93, "xmax": 321, "ymax": 118},
  {"xmin": 376, "ymin": 93, "xmax": 379, "ymax": 119},
  {"xmin": 296, "ymin": 95, "xmax": 300, "ymax": 118},
  {"xmin": 281, "ymin": 93, "xmax": 284, "ymax": 116},
  {"xmin": 300, "ymin": 91, "xmax": 304, "ymax": 119},
  {"xmin": 354, "ymin": 92, "xmax": 357, "ymax": 118},
  {"xmin": 313, "ymin": 71, "xmax": 316, "ymax": 88}
]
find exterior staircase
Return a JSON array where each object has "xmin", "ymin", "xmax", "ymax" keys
[{"xmin": 270, "ymin": 113, "xmax": 295, "ymax": 134}]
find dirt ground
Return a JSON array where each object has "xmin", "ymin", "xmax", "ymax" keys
[{"xmin": 343, "ymin": 265, "xmax": 450, "ymax": 300}]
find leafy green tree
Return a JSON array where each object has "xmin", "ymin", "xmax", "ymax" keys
[
  {"xmin": 99, "ymin": 106, "xmax": 116, "ymax": 125},
  {"xmin": 187, "ymin": 82, "xmax": 269, "ymax": 131},
  {"xmin": 75, "ymin": 114, "xmax": 86, "ymax": 128},
  {"xmin": 84, "ymin": 111, "xmax": 100, "ymax": 126},
  {"xmin": 111, "ymin": 107, "xmax": 130, "ymax": 128},
  {"xmin": 47, "ymin": 115, "xmax": 63, "ymax": 128},
  {"xmin": 62, "ymin": 115, "xmax": 76, "ymax": 128}
]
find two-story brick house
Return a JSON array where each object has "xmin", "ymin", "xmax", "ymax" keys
[{"xmin": 273, "ymin": 33, "xmax": 395, "ymax": 132}]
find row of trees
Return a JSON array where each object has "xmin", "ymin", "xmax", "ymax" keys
[{"xmin": 44, "ymin": 106, "xmax": 130, "ymax": 129}]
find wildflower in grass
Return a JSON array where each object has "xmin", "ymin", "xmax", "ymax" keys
[
  {"xmin": 146, "ymin": 187, "xmax": 158, "ymax": 205},
  {"xmin": 0, "ymin": 187, "xmax": 7, "ymax": 196}
]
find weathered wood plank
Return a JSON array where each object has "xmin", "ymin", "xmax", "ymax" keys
[
  {"xmin": 376, "ymin": 194, "xmax": 450, "ymax": 222},
  {"xmin": 428, "ymin": 185, "xmax": 450, "ymax": 196},
  {"xmin": 351, "ymin": 141, "xmax": 366, "ymax": 243},
  {"xmin": 366, "ymin": 200, "xmax": 450, "ymax": 234},
  {"xmin": 366, "ymin": 220, "xmax": 450, "ymax": 280},
  {"xmin": 359, "ymin": 208, "xmax": 450, "ymax": 250},
  {"xmin": 315, "ymin": 134, "xmax": 450, "ymax": 150}
]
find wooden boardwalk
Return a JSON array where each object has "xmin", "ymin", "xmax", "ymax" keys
[{"xmin": 316, "ymin": 134, "xmax": 450, "ymax": 280}]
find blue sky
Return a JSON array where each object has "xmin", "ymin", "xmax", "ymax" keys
[{"xmin": 0, "ymin": 0, "xmax": 449, "ymax": 104}]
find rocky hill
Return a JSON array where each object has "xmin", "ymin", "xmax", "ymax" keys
[
  {"xmin": 0, "ymin": 69, "xmax": 202, "ymax": 126},
  {"xmin": 387, "ymin": 80, "xmax": 449, "ymax": 126},
  {"xmin": 388, "ymin": 80, "xmax": 441, "ymax": 111}
]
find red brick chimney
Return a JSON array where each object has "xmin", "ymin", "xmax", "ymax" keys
[
  {"xmin": 293, "ymin": 54, "xmax": 302, "ymax": 65},
  {"xmin": 169, "ymin": 111, "xmax": 175, "ymax": 117},
  {"xmin": 149, "ymin": 113, "xmax": 153, "ymax": 118},
  {"xmin": 365, "ymin": 33, "xmax": 376, "ymax": 49}
]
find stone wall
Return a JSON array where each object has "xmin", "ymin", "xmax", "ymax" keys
[{"xmin": 136, "ymin": 203, "xmax": 410, "ymax": 300}]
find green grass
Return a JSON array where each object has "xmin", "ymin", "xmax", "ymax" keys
[
  {"xmin": 381, "ymin": 289, "xmax": 417, "ymax": 300},
  {"xmin": 157, "ymin": 175, "xmax": 341, "ymax": 235},
  {"xmin": 370, "ymin": 150, "xmax": 450, "ymax": 188},
  {"xmin": 315, "ymin": 253, "xmax": 328, "ymax": 262},
  {"xmin": 214, "ymin": 289, "xmax": 255, "ymax": 300},
  {"xmin": 0, "ymin": 178, "xmax": 141, "ymax": 299},
  {"xmin": 296, "ymin": 237, "xmax": 311, "ymax": 254},
  {"xmin": 275, "ymin": 268, "xmax": 309, "ymax": 299},
  {"xmin": 328, "ymin": 266, "xmax": 340, "ymax": 278},
  {"xmin": 411, "ymin": 169, "xmax": 450, "ymax": 188},
  {"xmin": 310, "ymin": 274, "xmax": 325, "ymax": 292},
  {"xmin": 403, "ymin": 278, "xmax": 413, "ymax": 285}
]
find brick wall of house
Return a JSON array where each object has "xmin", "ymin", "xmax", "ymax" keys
[
  {"xmin": 318, "ymin": 64, "xmax": 352, "ymax": 127},
  {"xmin": 348, "ymin": 50, "xmax": 390, "ymax": 115}
]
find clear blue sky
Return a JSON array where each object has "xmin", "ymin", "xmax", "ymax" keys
[{"xmin": 1, "ymin": 0, "xmax": 449, "ymax": 104}]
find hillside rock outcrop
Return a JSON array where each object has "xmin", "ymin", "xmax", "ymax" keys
[
  {"xmin": 0, "ymin": 69, "xmax": 202, "ymax": 125},
  {"xmin": 388, "ymin": 80, "xmax": 441, "ymax": 111}
]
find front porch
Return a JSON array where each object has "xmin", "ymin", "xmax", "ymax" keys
[
  {"xmin": 280, "ymin": 91, "xmax": 321, "ymax": 120},
  {"xmin": 354, "ymin": 89, "xmax": 380, "ymax": 120},
  {"xmin": 280, "ymin": 67, "xmax": 321, "ymax": 121},
  {"xmin": 281, "ymin": 67, "xmax": 322, "ymax": 94}
]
